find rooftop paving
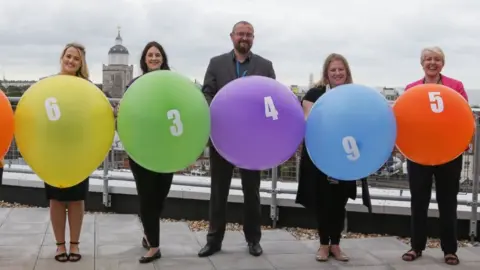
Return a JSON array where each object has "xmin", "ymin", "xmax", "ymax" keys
[{"xmin": 0, "ymin": 207, "xmax": 479, "ymax": 269}]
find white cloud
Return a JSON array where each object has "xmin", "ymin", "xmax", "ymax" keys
[{"xmin": 1, "ymin": 0, "xmax": 479, "ymax": 92}]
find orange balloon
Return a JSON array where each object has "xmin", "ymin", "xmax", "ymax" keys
[
  {"xmin": 0, "ymin": 91, "xmax": 15, "ymax": 158},
  {"xmin": 393, "ymin": 84, "xmax": 475, "ymax": 165}
]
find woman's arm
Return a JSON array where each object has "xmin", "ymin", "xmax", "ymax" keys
[{"xmin": 302, "ymin": 100, "xmax": 314, "ymax": 120}]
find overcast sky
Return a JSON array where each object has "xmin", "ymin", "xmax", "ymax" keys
[{"xmin": 0, "ymin": 0, "xmax": 479, "ymax": 89}]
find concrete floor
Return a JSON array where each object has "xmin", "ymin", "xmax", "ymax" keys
[{"xmin": 0, "ymin": 207, "xmax": 479, "ymax": 269}]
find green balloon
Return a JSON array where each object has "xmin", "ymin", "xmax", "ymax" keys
[{"xmin": 117, "ymin": 70, "xmax": 211, "ymax": 173}]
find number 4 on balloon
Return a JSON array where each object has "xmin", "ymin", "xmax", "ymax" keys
[{"xmin": 264, "ymin": 96, "xmax": 278, "ymax": 120}]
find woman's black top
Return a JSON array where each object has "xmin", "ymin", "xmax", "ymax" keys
[{"xmin": 295, "ymin": 86, "xmax": 372, "ymax": 213}]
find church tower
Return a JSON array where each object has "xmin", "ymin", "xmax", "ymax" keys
[{"xmin": 102, "ymin": 27, "xmax": 133, "ymax": 98}]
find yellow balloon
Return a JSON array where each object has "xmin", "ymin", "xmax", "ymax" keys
[{"xmin": 14, "ymin": 75, "xmax": 115, "ymax": 188}]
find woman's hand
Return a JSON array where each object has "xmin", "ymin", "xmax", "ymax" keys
[{"xmin": 113, "ymin": 103, "xmax": 119, "ymax": 118}]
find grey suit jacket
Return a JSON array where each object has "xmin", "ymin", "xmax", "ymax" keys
[{"xmin": 202, "ymin": 50, "xmax": 276, "ymax": 105}]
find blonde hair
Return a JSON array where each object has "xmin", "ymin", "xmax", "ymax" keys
[
  {"xmin": 421, "ymin": 46, "xmax": 445, "ymax": 64},
  {"xmin": 60, "ymin": 42, "xmax": 89, "ymax": 80},
  {"xmin": 314, "ymin": 53, "xmax": 353, "ymax": 87}
]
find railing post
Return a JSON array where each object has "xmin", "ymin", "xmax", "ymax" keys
[
  {"xmin": 102, "ymin": 149, "xmax": 111, "ymax": 208},
  {"xmin": 295, "ymin": 153, "xmax": 300, "ymax": 182},
  {"xmin": 469, "ymin": 117, "xmax": 480, "ymax": 244},
  {"xmin": 270, "ymin": 166, "xmax": 279, "ymax": 228}
]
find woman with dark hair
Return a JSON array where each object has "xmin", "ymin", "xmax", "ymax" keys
[
  {"xmin": 139, "ymin": 41, "xmax": 170, "ymax": 73},
  {"xmin": 124, "ymin": 41, "xmax": 173, "ymax": 263}
]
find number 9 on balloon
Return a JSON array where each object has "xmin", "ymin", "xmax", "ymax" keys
[
  {"xmin": 342, "ymin": 136, "xmax": 360, "ymax": 161},
  {"xmin": 305, "ymin": 84, "xmax": 397, "ymax": 180}
]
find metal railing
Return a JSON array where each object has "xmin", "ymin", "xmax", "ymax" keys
[{"xmin": 3, "ymin": 97, "xmax": 479, "ymax": 243}]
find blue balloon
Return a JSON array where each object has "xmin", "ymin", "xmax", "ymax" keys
[{"xmin": 305, "ymin": 84, "xmax": 397, "ymax": 181}]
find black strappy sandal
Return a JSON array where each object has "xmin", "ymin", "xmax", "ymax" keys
[
  {"xmin": 401, "ymin": 249, "xmax": 422, "ymax": 261},
  {"xmin": 68, "ymin": 241, "xmax": 82, "ymax": 262},
  {"xmin": 444, "ymin": 253, "xmax": 459, "ymax": 265},
  {"xmin": 54, "ymin": 242, "xmax": 69, "ymax": 262}
]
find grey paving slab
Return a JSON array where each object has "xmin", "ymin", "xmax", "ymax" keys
[
  {"xmin": 96, "ymin": 258, "xmax": 157, "ymax": 269},
  {"xmin": 160, "ymin": 221, "xmax": 192, "ymax": 234},
  {"xmin": 0, "ymin": 233, "xmax": 44, "ymax": 246},
  {"xmin": 34, "ymin": 258, "xmax": 95, "ymax": 270},
  {"xmin": 0, "ymin": 208, "xmax": 11, "ymax": 225},
  {"xmin": 0, "ymin": 257, "xmax": 37, "ymax": 270},
  {"xmin": 261, "ymin": 229, "xmax": 298, "ymax": 241},
  {"xmin": 7, "ymin": 208, "xmax": 50, "ymax": 223},
  {"xmin": 0, "ymin": 207, "xmax": 478, "ymax": 269},
  {"xmin": 195, "ymin": 230, "xmax": 247, "ymax": 246},
  {"xmin": 154, "ymin": 257, "xmax": 215, "ymax": 270}
]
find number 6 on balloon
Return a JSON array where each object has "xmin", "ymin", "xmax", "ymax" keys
[
  {"xmin": 342, "ymin": 136, "xmax": 360, "ymax": 161},
  {"xmin": 264, "ymin": 96, "xmax": 279, "ymax": 120},
  {"xmin": 167, "ymin": 109, "xmax": 183, "ymax": 136},
  {"xmin": 45, "ymin": 97, "xmax": 61, "ymax": 121}
]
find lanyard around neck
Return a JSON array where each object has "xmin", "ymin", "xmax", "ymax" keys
[{"xmin": 236, "ymin": 61, "xmax": 248, "ymax": 78}]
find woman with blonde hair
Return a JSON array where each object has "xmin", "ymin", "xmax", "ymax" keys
[
  {"xmin": 401, "ymin": 46, "xmax": 467, "ymax": 266},
  {"xmin": 296, "ymin": 53, "xmax": 372, "ymax": 262},
  {"xmin": 45, "ymin": 42, "xmax": 90, "ymax": 263}
]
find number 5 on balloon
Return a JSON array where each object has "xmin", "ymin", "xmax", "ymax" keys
[
  {"xmin": 167, "ymin": 109, "xmax": 183, "ymax": 136},
  {"xmin": 428, "ymin": 91, "xmax": 444, "ymax": 113},
  {"xmin": 342, "ymin": 136, "xmax": 360, "ymax": 161},
  {"xmin": 264, "ymin": 96, "xmax": 278, "ymax": 120},
  {"xmin": 45, "ymin": 97, "xmax": 61, "ymax": 121}
]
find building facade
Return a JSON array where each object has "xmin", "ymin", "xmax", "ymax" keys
[{"xmin": 102, "ymin": 28, "xmax": 133, "ymax": 98}]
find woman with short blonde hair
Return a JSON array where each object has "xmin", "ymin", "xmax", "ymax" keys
[{"xmin": 401, "ymin": 46, "xmax": 467, "ymax": 266}]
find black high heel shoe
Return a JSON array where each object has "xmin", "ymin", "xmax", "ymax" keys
[{"xmin": 139, "ymin": 249, "xmax": 161, "ymax": 264}]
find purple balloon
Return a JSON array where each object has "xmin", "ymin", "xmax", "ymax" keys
[{"xmin": 210, "ymin": 76, "xmax": 305, "ymax": 170}]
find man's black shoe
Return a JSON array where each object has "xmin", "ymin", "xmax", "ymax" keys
[
  {"xmin": 198, "ymin": 243, "xmax": 221, "ymax": 257},
  {"xmin": 248, "ymin": 242, "xmax": 263, "ymax": 256}
]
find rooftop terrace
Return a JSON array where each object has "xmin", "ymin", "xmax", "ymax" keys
[{"xmin": 0, "ymin": 207, "xmax": 479, "ymax": 269}]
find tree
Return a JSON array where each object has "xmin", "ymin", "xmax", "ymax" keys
[{"xmin": 6, "ymin": 86, "xmax": 23, "ymax": 97}]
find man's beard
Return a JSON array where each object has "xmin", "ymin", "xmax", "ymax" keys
[{"xmin": 235, "ymin": 42, "xmax": 251, "ymax": 54}]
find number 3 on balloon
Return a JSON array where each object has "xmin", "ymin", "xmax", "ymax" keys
[
  {"xmin": 264, "ymin": 96, "xmax": 279, "ymax": 120},
  {"xmin": 167, "ymin": 109, "xmax": 183, "ymax": 136},
  {"xmin": 342, "ymin": 136, "xmax": 360, "ymax": 161},
  {"xmin": 428, "ymin": 91, "xmax": 444, "ymax": 113},
  {"xmin": 45, "ymin": 97, "xmax": 61, "ymax": 121}
]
